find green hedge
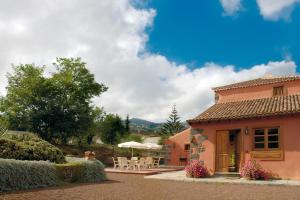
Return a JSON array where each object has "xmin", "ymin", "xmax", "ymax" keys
[
  {"xmin": 0, "ymin": 133, "xmax": 65, "ymax": 163},
  {"xmin": 0, "ymin": 158, "xmax": 106, "ymax": 192},
  {"xmin": 0, "ymin": 159, "xmax": 59, "ymax": 192},
  {"xmin": 56, "ymin": 157, "xmax": 106, "ymax": 183}
]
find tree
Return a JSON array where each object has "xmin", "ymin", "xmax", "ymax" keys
[
  {"xmin": 86, "ymin": 106, "xmax": 106, "ymax": 145},
  {"xmin": 0, "ymin": 64, "xmax": 45, "ymax": 131},
  {"xmin": 125, "ymin": 114, "xmax": 130, "ymax": 134},
  {"xmin": 100, "ymin": 114, "xmax": 125, "ymax": 145},
  {"xmin": 0, "ymin": 58, "xmax": 108, "ymax": 143},
  {"xmin": 160, "ymin": 104, "xmax": 185, "ymax": 136}
]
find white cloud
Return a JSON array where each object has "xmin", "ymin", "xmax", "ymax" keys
[
  {"xmin": 220, "ymin": 0, "xmax": 242, "ymax": 16},
  {"xmin": 256, "ymin": 0, "xmax": 300, "ymax": 21},
  {"xmin": 0, "ymin": 0, "xmax": 297, "ymax": 122}
]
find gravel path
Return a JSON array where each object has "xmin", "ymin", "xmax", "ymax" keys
[{"xmin": 1, "ymin": 173, "xmax": 300, "ymax": 200}]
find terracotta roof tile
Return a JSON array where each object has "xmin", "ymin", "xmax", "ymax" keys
[
  {"xmin": 187, "ymin": 95, "xmax": 300, "ymax": 123},
  {"xmin": 213, "ymin": 76, "xmax": 300, "ymax": 91}
]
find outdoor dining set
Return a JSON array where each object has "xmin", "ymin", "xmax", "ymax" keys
[
  {"xmin": 112, "ymin": 156, "xmax": 161, "ymax": 170},
  {"xmin": 112, "ymin": 141, "xmax": 163, "ymax": 170}
]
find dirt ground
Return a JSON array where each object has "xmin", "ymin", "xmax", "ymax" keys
[{"xmin": 1, "ymin": 173, "xmax": 300, "ymax": 200}]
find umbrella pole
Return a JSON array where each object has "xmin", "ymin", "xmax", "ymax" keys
[{"xmin": 131, "ymin": 148, "xmax": 133, "ymax": 157}]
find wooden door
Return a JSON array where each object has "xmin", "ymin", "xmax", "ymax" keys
[{"xmin": 216, "ymin": 131, "xmax": 229, "ymax": 172}]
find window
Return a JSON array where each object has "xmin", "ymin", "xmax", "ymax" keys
[
  {"xmin": 253, "ymin": 128, "xmax": 280, "ymax": 150},
  {"xmin": 184, "ymin": 144, "xmax": 190, "ymax": 151},
  {"xmin": 273, "ymin": 86, "xmax": 284, "ymax": 96}
]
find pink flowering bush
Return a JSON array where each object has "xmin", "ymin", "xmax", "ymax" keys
[
  {"xmin": 185, "ymin": 160, "xmax": 209, "ymax": 178},
  {"xmin": 240, "ymin": 159, "xmax": 269, "ymax": 180}
]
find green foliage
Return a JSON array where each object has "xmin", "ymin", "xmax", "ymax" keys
[
  {"xmin": 100, "ymin": 114, "xmax": 125, "ymax": 144},
  {"xmin": 160, "ymin": 104, "xmax": 185, "ymax": 136},
  {"xmin": 0, "ymin": 64, "xmax": 45, "ymax": 131},
  {"xmin": 158, "ymin": 134, "xmax": 169, "ymax": 145},
  {"xmin": 125, "ymin": 114, "xmax": 130, "ymax": 133},
  {"xmin": 85, "ymin": 107, "xmax": 106, "ymax": 145},
  {"xmin": 120, "ymin": 134, "xmax": 143, "ymax": 143},
  {"xmin": 0, "ymin": 133, "xmax": 65, "ymax": 163},
  {"xmin": 0, "ymin": 159, "xmax": 59, "ymax": 192},
  {"xmin": 56, "ymin": 157, "xmax": 106, "ymax": 183},
  {"xmin": 0, "ymin": 58, "xmax": 108, "ymax": 143}
]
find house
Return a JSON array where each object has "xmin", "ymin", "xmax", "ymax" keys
[
  {"xmin": 165, "ymin": 128, "xmax": 191, "ymax": 166},
  {"xmin": 171, "ymin": 75, "xmax": 300, "ymax": 179}
]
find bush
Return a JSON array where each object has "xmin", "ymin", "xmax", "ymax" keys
[
  {"xmin": 56, "ymin": 157, "xmax": 106, "ymax": 183},
  {"xmin": 0, "ymin": 133, "xmax": 65, "ymax": 163},
  {"xmin": 0, "ymin": 158, "xmax": 106, "ymax": 192},
  {"xmin": 0, "ymin": 159, "xmax": 59, "ymax": 192},
  {"xmin": 185, "ymin": 160, "xmax": 209, "ymax": 178},
  {"xmin": 240, "ymin": 159, "xmax": 269, "ymax": 180}
]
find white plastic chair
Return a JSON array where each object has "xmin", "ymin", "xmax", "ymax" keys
[{"xmin": 112, "ymin": 157, "xmax": 119, "ymax": 169}]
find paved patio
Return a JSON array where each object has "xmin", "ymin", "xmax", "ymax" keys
[
  {"xmin": 2, "ymin": 173, "xmax": 300, "ymax": 200},
  {"xmin": 145, "ymin": 170, "xmax": 300, "ymax": 186}
]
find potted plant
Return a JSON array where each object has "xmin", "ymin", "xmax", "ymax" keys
[{"xmin": 228, "ymin": 153, "xmax": 236, "ymax": 172}]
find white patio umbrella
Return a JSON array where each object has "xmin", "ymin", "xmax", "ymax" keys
[
  {"xmin": 143, "ymin": 143, "xmax": 162, "ymax": 156},
  {"xmin": 118, "ymin": 141, "xmax": 146, "ymax": 157}
]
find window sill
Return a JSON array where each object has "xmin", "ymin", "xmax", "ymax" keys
[{"xmin": 250, "ymin": 150, "xmax": 283, "ymax": 161}]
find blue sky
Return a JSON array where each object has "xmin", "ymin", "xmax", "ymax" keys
[
  {"xmin": 141, "ymin": 0, "xmax": 300, "ymax": 71},
  {"xmin": 0, "ymin": 0, "xmax": 299, "ymax": 121}
]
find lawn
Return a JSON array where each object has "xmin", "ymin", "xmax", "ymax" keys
[{"xmin": 1, "ymin": 173, "xmax": 300, "ymax": 200}]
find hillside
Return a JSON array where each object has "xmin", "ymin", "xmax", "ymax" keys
[{"xmin": 129, "ymin": 118, "xmax": 163, "ymax": 135}]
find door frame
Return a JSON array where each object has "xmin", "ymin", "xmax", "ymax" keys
[{"xmin": 214, "ymin": 128, "xmax": 244, "ymax": 172}]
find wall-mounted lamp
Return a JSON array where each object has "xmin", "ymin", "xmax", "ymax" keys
[{"xmin": 244, "ymin": 127, "xmax": 249, "ymax": 135}]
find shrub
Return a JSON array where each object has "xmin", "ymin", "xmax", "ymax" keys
[
  {"xmin": 56, "ymin": 157, "xmax": 106, "ymax": 183},
  {"xmin": 240, "ymin": 159, "xmax": 269, "ymax": 180},
  {"xmin": 185, "ymin": 160, "xmax": 209, "ymax": 178},
  {"xmin": 0, "ymin": 157, "xmax": 106, "ymax": 192},
  {"xmin": 0, "ymin": 133, "xmax": 65, "ymax": 163},
  {"xmin": 0, "ymin": 159, "xmax": 59, "ymax": 192}
]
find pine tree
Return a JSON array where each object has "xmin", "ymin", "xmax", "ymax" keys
[{"xmin": 161, "ymin": 105, "xmax": 185, "ymax": 136}]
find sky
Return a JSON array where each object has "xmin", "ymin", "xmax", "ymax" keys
[{"xmin": 0, "ymin": 0, "xmax": 299, "ymax": 122}]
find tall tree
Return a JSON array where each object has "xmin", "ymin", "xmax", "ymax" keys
[
  {"xmin": 125, "ymin": 114, "xmax": 130, "ymax": 134},
  {"xmin": 0, "ymin": 58, "xmax": 108, "ymax": 143},
  {"xmin": 160, "ymin": 104, "xmax": 185, "ymax": 136},
  {"xmin": 100, "ymin": 114, "xmax": 125, "ymax": 145},
  {"xmin": 0, "ymin": 64, "xmax": 45, "ymax": 131}
]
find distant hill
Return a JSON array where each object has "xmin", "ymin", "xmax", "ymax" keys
[{"xmin": 129, "ymin": 118, "xmax": 163, "ymax": 135}]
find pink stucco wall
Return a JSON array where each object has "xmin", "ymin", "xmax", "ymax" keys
[
  {"xmin": 165, "ymin": 128, "xmax": 190, "ymax": 166},
  {"xmin": 217, "ymin": 79, "xmax": 300, "ymax": 103},
  {"xmin": 190, "ymin": 115, "xmax": 300, "ymax": 180}
]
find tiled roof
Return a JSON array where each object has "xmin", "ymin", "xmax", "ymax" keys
[
  {"xmin": 187, "ymin": 95, "xmax": 300, "ymax": 123},
  {"xmin": 213, "ymin": 76, "xmax": 300, "ymax": 91}
]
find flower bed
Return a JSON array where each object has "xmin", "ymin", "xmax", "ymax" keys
[{"xmin": 185, "ymin": 160, "xmax": 209, "ymax": 178}]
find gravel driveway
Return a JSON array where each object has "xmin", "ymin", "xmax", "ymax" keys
[{"xmin": 1, "ymin": 173, "xmax": 300, "ymax": 200}]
